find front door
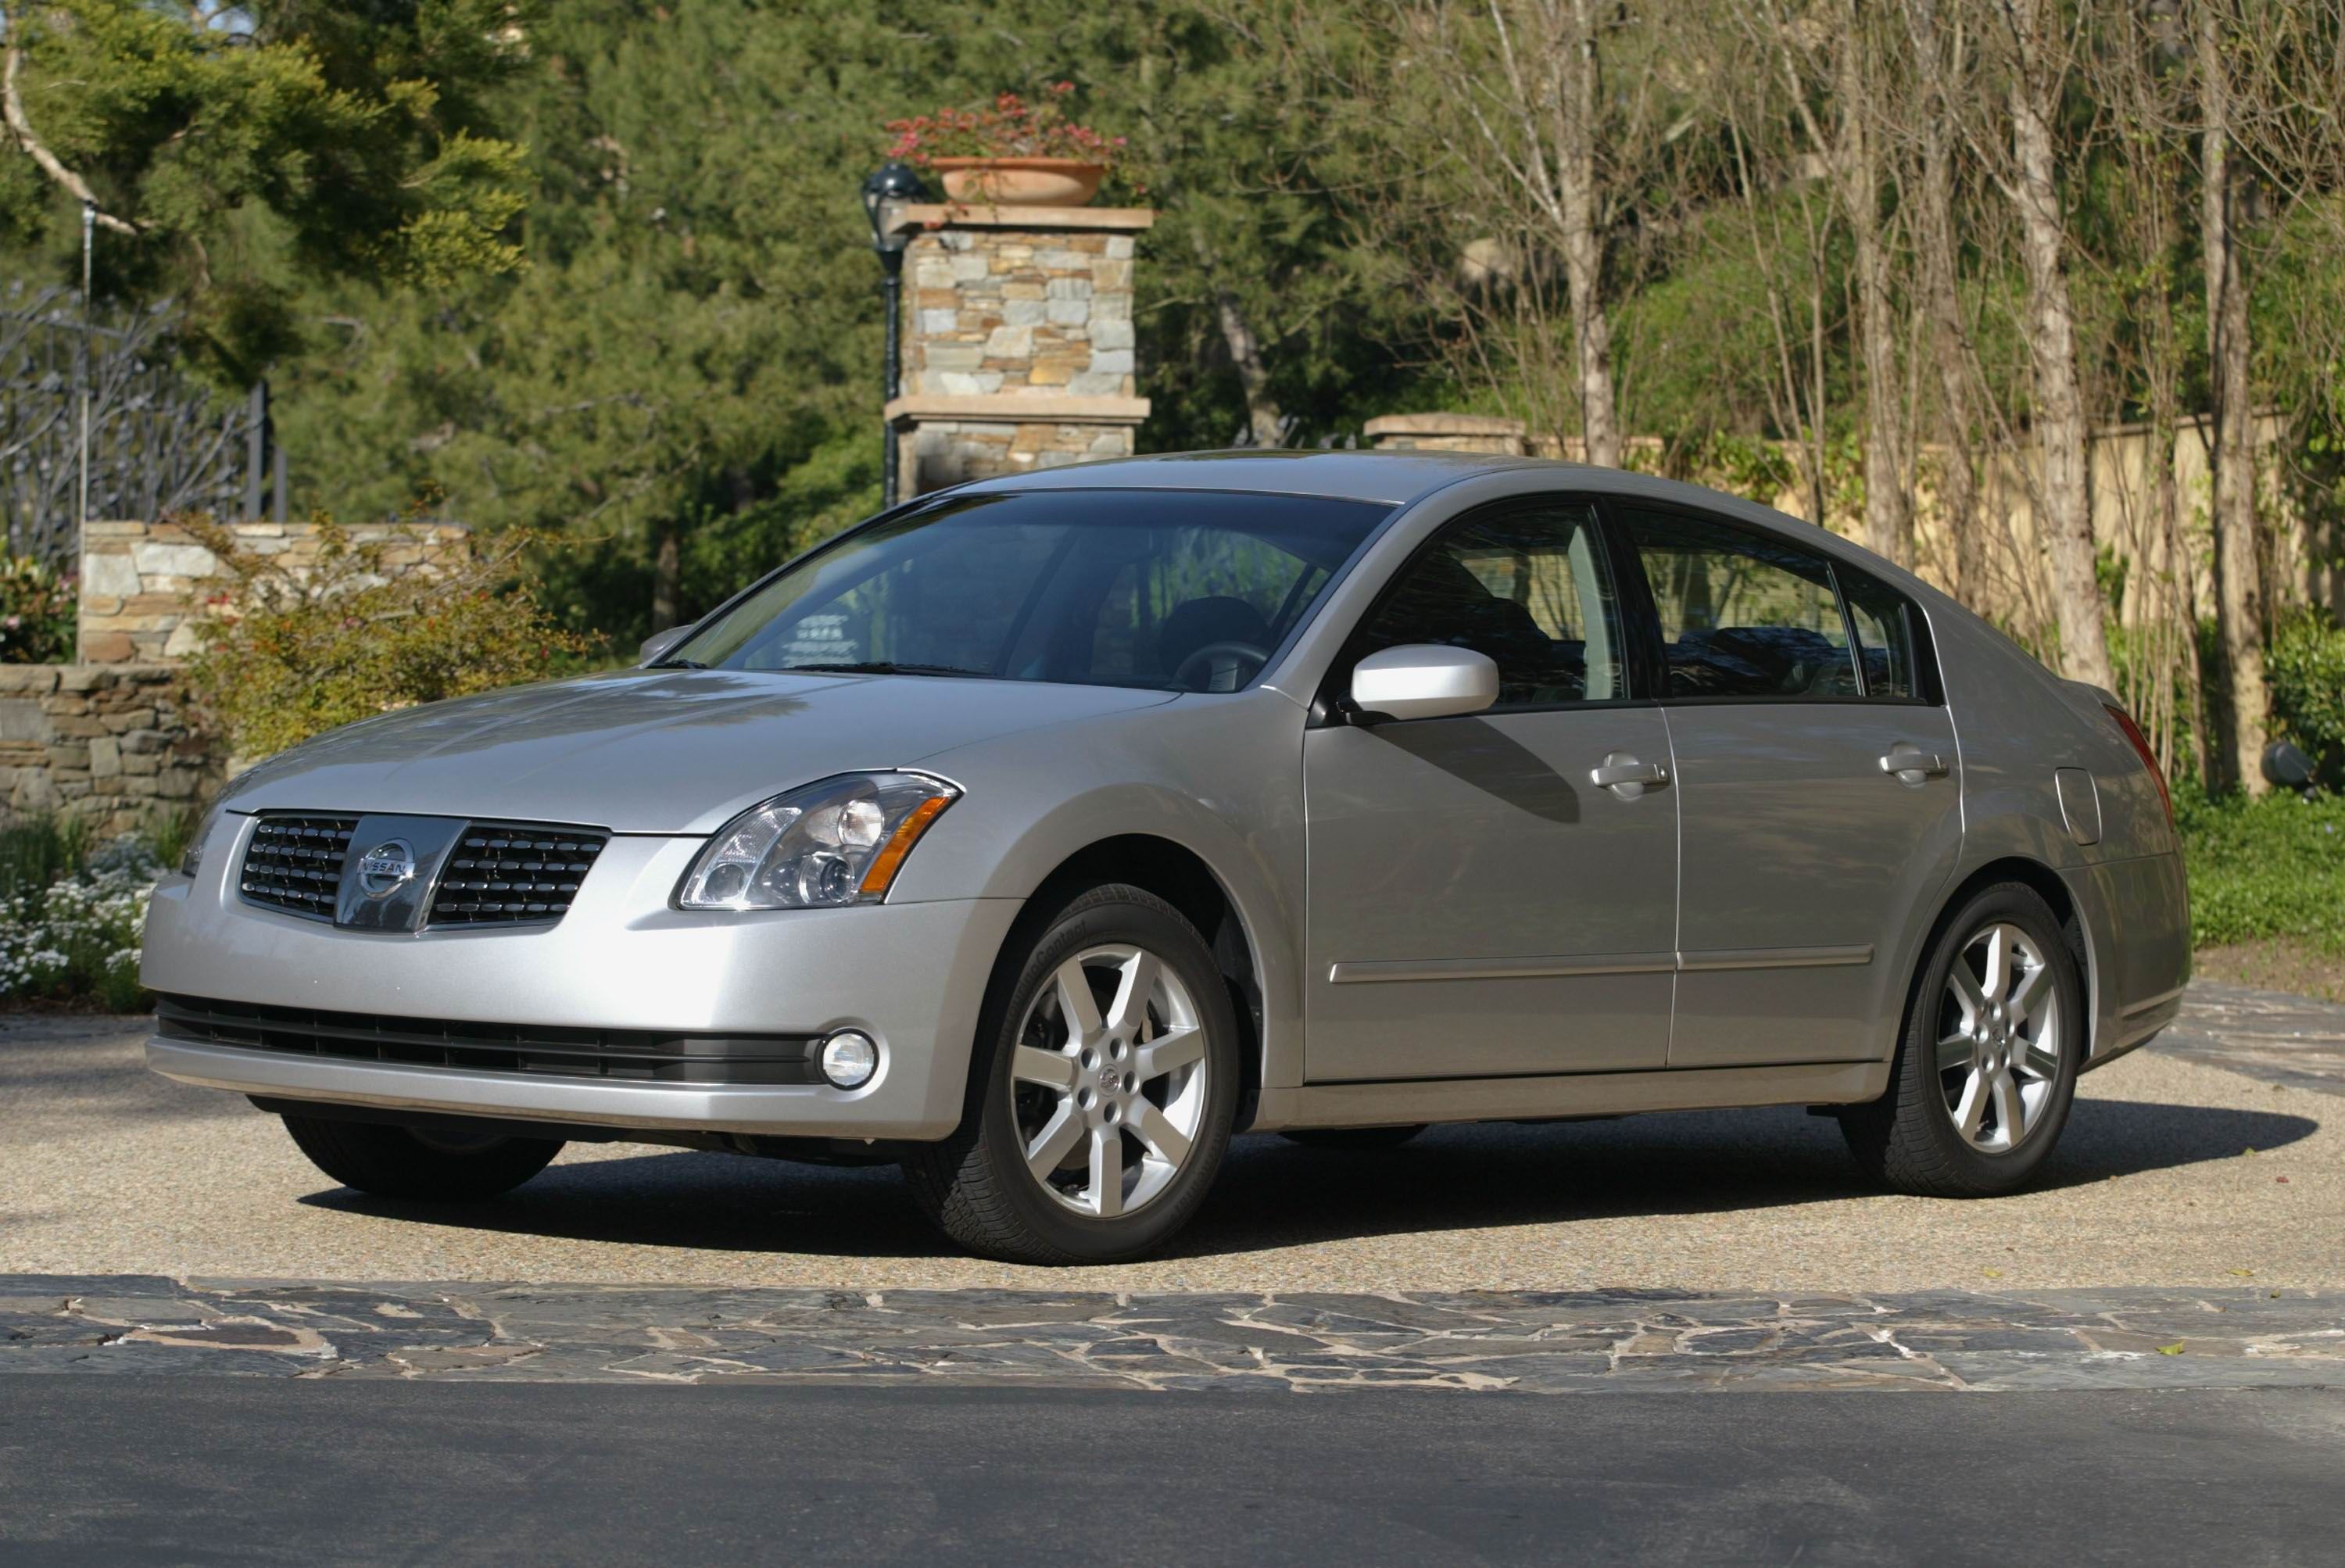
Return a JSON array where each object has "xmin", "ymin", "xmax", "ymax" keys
[
  {"xmin": 1617, "ymin": 505, "xmax": 1964, "ymax": 1068},
  {"xmin": 1303, "ymin": 498, "xmax": 1678, "ymax": 1083}
]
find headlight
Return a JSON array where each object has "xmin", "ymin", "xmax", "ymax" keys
[{"xmin": 675, "ymin": 772, "xmax": 959, "ymax": 911}]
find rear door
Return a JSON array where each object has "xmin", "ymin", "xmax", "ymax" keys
[
  {"xmin": 1302, "ymin": 496, "xmax": 1678, "ymax": 1083},
  {"xmin": 1616, "ymin": 505, "xmax": 1962, "ymax": 1069}
]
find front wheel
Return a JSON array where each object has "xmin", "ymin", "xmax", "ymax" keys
[
  {"xmin": 1839, "ymin": 882, "xmax": 2082, "ymax": 1197},
  {"xmin": 903, "ymin": 884, "xmax": 1240, "ymax": 1265},
  {"xmin": 282, "ymin": 1114, "xmax": 563, "ymax": 1201}
]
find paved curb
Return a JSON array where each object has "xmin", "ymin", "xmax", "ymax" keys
[{"xmin": 4, "ymin": 1278, "xmax": 2339, "ymax": 1393}]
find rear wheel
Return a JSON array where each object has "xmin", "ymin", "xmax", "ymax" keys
[
  {"xmin": 903, "ymin": 884, "xmax": 1239, "ymax": 1265},
  {"xmin": 282, "ymin": 1114, "xmax": 563, "ymax": 1201},
  {"xmin": 1280, "ymin": 1124, "xmax": 1427, "ymax": 1151},
  {"xmin": 1839, "ymin": 882, "xmax": 2081, "ymax": 1197}
]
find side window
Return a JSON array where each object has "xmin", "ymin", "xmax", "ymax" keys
[
  {"xmin": 1621, "ymin": 508, "xmax": 1859, "ymax": 700},
  {"xmin": 1841, "ymin": 571, "xmax": 1918, "ymax": 700},
  {"xmin": 1354, "ymin": 501, "xmax": 1626, "ymax": 707}
]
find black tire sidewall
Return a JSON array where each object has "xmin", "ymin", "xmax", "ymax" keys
[
  {"xmin": 282, "ymin": 1114, "xmax": 562, "ymax": 1201},
  {"xmin": 969, "ymin": 887, "xmax": 1241, "ymax": 1262},
  {"xmin": 1897, "ymin": 883, "xmax": 2083, "ymax": 1189}
]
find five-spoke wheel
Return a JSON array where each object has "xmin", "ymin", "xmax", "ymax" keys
[
  {"xmin": 903, "ymin": 883, "xmax": 1238, "ymax": 1264},
  {"xmin": 1935, "ymin": 921, "xmax": 2064, "ymax": 1153},
  {"xmin": 1010, "ymin": 943, "xmax": 1211, "ymax": 1219},
  {"xmin": 1840, "ymin": 881, "xmax": 2081, "ymax": 1197}
]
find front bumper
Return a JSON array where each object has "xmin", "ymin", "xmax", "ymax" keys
[{"xmin": 141, "ymin": 820, "xmax": 1021, "ymax": 1140}]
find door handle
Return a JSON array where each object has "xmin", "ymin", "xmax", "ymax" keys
[
  {"xmin": 1878, "ymin": 746, "xmax": 1950, "ymax": 786},
  {"xmin": 1591, "ymin": 753, "xmax": 1670, "ymax": 800}
]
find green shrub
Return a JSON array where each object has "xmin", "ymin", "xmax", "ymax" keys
[
  {"xmin": 0, "ymin": 813, "xmax": 91, "ymax": 901},
  {"xmin": 2268, "ymin": 607, "xmax": 2345, "ymax": 784},
  {"xmin": 0, "ymin": 829, "xmax": 161, "ymax": 1011},
  {"xmin": 178, "ymin": 515, "xmax": 591, "ymax": 760},
  {"xmin": 2176, "ymin": 787, "xmax": 2345, "ymax": 952},
  {"xmin": 0, "ymin": 555, "xmax": 76, "ymax": 664}
]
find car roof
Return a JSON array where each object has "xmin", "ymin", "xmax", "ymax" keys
[{"xmin": 960, "ymin": 449, "xmax": 1565, "ymax": 507}]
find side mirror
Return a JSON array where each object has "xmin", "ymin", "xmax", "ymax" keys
[
  {"xmin": 639, "ymin": 625, "xmax": 692, "ymax": 666},
  {"xmin": 1349, "ymin": 644, "xmax": 1499, "ymax": 724}
]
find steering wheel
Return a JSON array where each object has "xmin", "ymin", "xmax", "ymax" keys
[{"xmin": 1170, "ymin": 639, "xmax": 1271, "ymax": 693}]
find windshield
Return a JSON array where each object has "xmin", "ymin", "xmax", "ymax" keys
[{"xmin": 669, "ymin": 488, "xmax": 1392, "ymax": 692}]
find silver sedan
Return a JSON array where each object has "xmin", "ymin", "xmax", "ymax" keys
[{"xmin": 143, "ymin": 453, "xmax": 2189, "ymax": 1263}]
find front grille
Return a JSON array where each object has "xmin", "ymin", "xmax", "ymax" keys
[
  {"xmin": 235, "ymin": 812, "xmax": 610, "ymax": 930},
  {"xmin": 429, "ymin": 824, "xmax": 610, "ymax": 926},
  {"xmin": 156, "ymin": 995, "xmax": 820, "ymax": 1086},
  {"xmin": 238, "ymin": 814, "xmax": 359, "ymax": 919}
]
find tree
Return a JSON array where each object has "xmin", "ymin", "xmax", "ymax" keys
[
  {"xmin": 1280, "ymin": 0, "xmax": 1670, "ymax": 465},
  {"xmin": 0, "ymin": 0, "xmax": 530, "ymax": 378},
  {"xmin": 1752, "ymin": 0, "xmax": 1915, "ymax": 565},
  {"xmin": 2196, "ymin": 5, "xmax": 2272, "ymax": 795},
  {"xmin": 1974, "ymin": 0, "xmax": 2116, "ymax": 690},
  {"xmin": 1901, "ymin": 0, "xmax": 1991, "ymax": 609}
]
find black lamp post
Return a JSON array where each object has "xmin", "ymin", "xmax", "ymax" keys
[{"xmin": 861, "ymin": 161, "xmax": 931, "ymax": 507}]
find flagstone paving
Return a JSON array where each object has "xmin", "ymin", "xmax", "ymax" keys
[{"xmin": 3, "ymin": 1276, "xmax": 2338, "ymax": 1392}]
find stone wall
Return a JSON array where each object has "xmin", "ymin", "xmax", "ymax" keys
[
  {"xmin": 884, "ymin": 201, "xmax": 1153, "ymax": 496},
  {"xmin": 1363, "ymin": 413, "xmax": 1531, "ymax": 455},
  {"xmin": 78, "ymin": 518, "xmax": 471, "ymax": 663},
  {"xmin": 0, "ymin": 664, "xmax": 216, "ymax": 834}
]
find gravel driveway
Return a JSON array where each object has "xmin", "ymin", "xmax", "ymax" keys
[{"xmin": 3, "ymin": 985, "xmax": 2340, "ymax": 1294}]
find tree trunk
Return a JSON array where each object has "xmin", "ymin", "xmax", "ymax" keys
[
  {"xmin": 1190, "ymin": 228, "xmax": 1284, "ymax": 446},
  {"xmin": 1837, "ymin": 11, "xmax": 1912, "ymax": 565},
  {"xmin": 1557, "ymin": 0, "xmax": 1620, "ymax": 468},
  {"xmin": 1918, "ymin": 118, "xmax": 1984, "ymax": 607},
  {"xmin": 2199, "ymin": 8, "xmax": 2271, "ymax": 797},
  {"xmin": 650, "ymin": 518, "xmax": 681, "ymax": 632},
  {"xmin": 2004, "ymin": 9, "xmax": 2115, "ymax": 691}
]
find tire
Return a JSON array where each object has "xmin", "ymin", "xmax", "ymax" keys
[
  {"xmin": 1839, "ymin": 881, "xmax": 2082, "ymax": 1197},
  {"xmin": 282, "ymin": 1113, "xmax": 563, "ymax": 1201},
  {"xmin": 902, "ymin": 883, "xmax": 1241, "ymax": 1265},
  {"xmin": 1280, "ymin": 1124, "xmax": 1428, "ymax": 1151}
]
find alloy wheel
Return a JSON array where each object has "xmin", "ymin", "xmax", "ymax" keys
[
  {"xmin": 1009, "ymin": 943, "xmax": 1209, "ymax": 1219},
  {"xmin": 1935, "ymin": 922, "xmax": 2063, "ymax": 1153}
]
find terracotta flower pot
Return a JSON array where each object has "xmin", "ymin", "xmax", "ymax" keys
[{"xmin": 929, "ymin": 157, "xmax": 1105, "ymax": 208}]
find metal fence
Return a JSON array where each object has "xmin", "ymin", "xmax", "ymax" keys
[{"xmin": 0, "ymin": 284, "xmax": 279, "ymax": 571}]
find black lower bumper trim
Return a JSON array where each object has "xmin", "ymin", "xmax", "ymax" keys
[{"xmin": 158, "ymin": 994, "xmax": 821, "ymax": 1087}]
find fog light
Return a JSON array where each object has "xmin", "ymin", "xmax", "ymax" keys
[{"xmin": 818, "ymin": 1029, "xmax": 879, "ymax": 1089}]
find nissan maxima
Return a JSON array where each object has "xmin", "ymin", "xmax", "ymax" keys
[{"xmin": 143, "ymin": 453, "xmax": 2189, "ymax": 1264}]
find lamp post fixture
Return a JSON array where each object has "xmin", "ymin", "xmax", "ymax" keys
[{"xmin": 861, "ymin": 161, "xmax": 931, "ymax": 507}]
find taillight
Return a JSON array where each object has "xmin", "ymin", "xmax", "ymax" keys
[{"xmin": 2103, "ymin": 703, "xmax": 2174, "ymax": 829}]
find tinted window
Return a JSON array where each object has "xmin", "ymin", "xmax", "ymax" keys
[
  {"xmin": 676, "ymin": 489, "xmax": 1389, "ymax": 691},
  {"xmin": 1623, "ymin": 509, "xmax": 1858, "ymax": 699},
  {"xmin": 1354, "ymin": 501, "xmax": 1626, "ymax": 707},
  {"xmin": 1842, "ymin": 571, "xmax": 1918, "ymax": 700}
]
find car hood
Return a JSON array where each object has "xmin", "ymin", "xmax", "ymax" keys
[{"xmin": 220, "ymin": 668, "xmax": 1178, "ymax": 834}]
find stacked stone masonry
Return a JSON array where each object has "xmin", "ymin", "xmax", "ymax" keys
[
  {"xmin": 886, "ymin": 202, "xmax": 1153, "ymax": 496},
  {"xmin": 78, "ymin": 518, "xmax": 470, "ymax": 664},
  {"xmin": 0, "ymin": 664, "xmax": 216, "ymax": 835}
]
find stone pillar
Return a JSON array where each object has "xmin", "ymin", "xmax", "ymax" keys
[
  {"xmin": 885, "ymin": 202, "xmax": 1154, "ymax": 496},
  {"xmin": 1363, "ymin": 413, "xmax": 1529, "ymax": 455}
]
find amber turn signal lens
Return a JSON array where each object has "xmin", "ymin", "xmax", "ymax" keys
[{"xmin": 857, "ymin": 793, "xmax": 953, "ymax": 897}]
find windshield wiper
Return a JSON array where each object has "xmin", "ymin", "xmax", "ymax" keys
[
  {"xmin": 787, "ymin": 661, "xmax": 991, "ymax": 679},
  {"xmin": 650, "ymin": 658, "xmax": 711, "ymax": 670}
]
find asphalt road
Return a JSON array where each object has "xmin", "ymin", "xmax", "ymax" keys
[
  {"xmin": 3, "ymin": 1006, "xmax": 2339, "ymax": 1291},
  {"xmin": 3, "ymin": 1379, "xmax": 2338, "ymax": 1565}
]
